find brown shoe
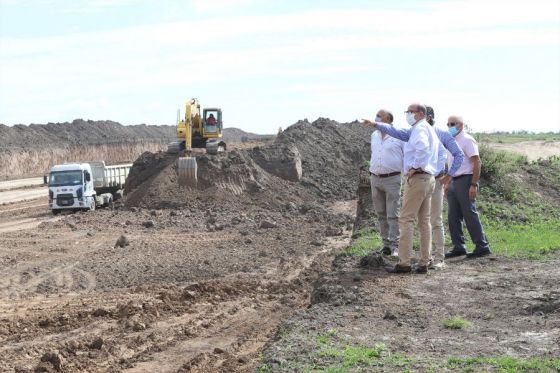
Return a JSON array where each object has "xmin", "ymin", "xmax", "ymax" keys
[
  {"xmin": 386, "ymin": 264, "xmax": 412, "ymax": 274},
  {"xmin": 414, "ymin": 265, "xmax": 428, "ymax": 274}
]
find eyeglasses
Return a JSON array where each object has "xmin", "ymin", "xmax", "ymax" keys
[{"xmin": 447, "ymin": 122, "xmax": 461, "ymax": 127}]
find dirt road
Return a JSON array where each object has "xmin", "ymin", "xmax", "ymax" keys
[
  {"xmin": 0, "ymin": 176, "xmax": 44, "ymax": 191},
  {"xmin": 0, "ymin": 186, "xmax": 47, "ymax": 205},
  {"xmin": 488, "ymin": 140, "xmax": 560, "ymax": 160}
]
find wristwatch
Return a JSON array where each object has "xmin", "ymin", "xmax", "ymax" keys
[{"xmin": 470, "ymin": 183, "xmax": 477, "ymax": 186}]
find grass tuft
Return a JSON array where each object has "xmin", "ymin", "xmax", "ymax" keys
[
  {"xmin": 443, "ymin": 316, "xmax": 471, "ymax": 329},
  {"xmin": 340, "ymin": 229, "xmax": 382, "ymax": 258},
  {"xmin": 447, "ymin": 356, "xmax": 560, "ymax": 372}
]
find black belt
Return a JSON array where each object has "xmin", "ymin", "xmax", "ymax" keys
[
  {"xmin": 370, "ymin": 171, "xmax": 401, "ymax": 178},
  {"xmin": 453, "ymin": 174, "xmax": 473, "ymax": 180},
  {"xmin": 413, "ymin": 169, "xmax": 428, "ymax": 175}
]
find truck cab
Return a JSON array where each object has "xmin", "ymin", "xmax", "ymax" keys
[
  {"xmin": 47, "ymin": 161, "xmax": 131, "ymax": 214},
  {"xmin": 48, "ymin": 163, "xmax": 96, "ymax": 214}
]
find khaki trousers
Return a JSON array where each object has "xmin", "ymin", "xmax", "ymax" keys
[
  {"xmin": 430, "ymin": 179, "xmax": 445, "ymax": 264},
  {"xmin": 398, "ymin": 173, "xmax": 435, "ymax": 267}
]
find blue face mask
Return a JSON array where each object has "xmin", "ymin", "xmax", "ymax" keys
[{"xmin": 449, "ymin": 127, "xmax": 459, "ymax": 137}]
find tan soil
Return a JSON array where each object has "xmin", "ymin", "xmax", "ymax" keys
[{"xmin": 488, "ymin": 140, "xmax": 560, "ymax": 161}]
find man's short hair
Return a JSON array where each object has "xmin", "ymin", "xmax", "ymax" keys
[
  {"xmin": 426, "ymin": 106, "xmax": 434, "ymax": 118},
  {"xmin": 386, "ymin": 111, "xmax": 394, "ymax": 123},
  {"xmin": 416, "ymin": 104, "xmax": 426, "ymax": 115}
]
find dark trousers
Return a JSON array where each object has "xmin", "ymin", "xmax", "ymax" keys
[{"xmin": 447, "ymin": 174, "xmax": 490, "ymax": 253}]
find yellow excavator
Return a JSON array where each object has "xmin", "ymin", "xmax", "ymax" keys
[{"xmin": 168, "ymin": 98, "xmax": 227, "ymax": 187}]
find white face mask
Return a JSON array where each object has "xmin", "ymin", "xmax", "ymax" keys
[
  {"xmin": 375, "ymin": 115, "xmax": 382, "ymax": 122},
  {"xmin": 406, "ymin": 112, "xmax": 417, "ymax": 126}
]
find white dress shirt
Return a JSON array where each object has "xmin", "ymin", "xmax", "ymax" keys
[
  {"xmin": 403, "ymin": 119, "xmax": 440, "ymax": 175},
  {"xmin": 369, "ymin": 129, "xmax": 404, "ymax": 175},
  {"xmin": 448, "ymin": 130, "xmax": 478, "ymax": 176}
]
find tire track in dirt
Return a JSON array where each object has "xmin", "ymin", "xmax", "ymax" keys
[
  {"xmin": 0, "ymin": 262, "xmax": 97, "ymax": 299},
  {"xmin": 0, "ymin": 231, "xmax": 350, "ymax": 372}
]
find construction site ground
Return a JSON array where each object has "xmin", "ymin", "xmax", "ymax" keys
[{"xmin": 0, "ymin": 120, "xmax": 559, "ymax": 372}]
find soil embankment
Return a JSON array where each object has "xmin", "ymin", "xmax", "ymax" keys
[{"xmin": 0, "ymin": 120, "xmax": 273, "ymax": 179}]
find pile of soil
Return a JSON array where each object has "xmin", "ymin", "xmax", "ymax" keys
[
  {"xmin": 123, "ymin": 118, "xmax": 374, "ymax": 211},
  {"xmin": 275, "ymin": 118, "xmax": 372, "ymax": 200}
]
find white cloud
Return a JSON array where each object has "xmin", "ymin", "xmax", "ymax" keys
[
  {"xmin": 190, "ymin": 0, "xmax": 258, "ymax": 12},
  {"xmin": 0, "ymin": 0, "xmax": 559, "ymax": 131}
]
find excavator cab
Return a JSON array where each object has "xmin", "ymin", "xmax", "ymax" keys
[{"xmin": 203, "ymin": 109, "xmax": 221, "ymax": 135}]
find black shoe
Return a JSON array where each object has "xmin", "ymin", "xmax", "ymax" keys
[
  {"xmin": 414, "ymin": 265, "xmax": 428, "ymax": 274},
  {"xmin": 385, "ymin": 264, "xmax": 412, "ymax": 274},
  {"xmin": 445, "ymin": 250, "xmax": 467, "ymax": 258},
  {"xmin": 466, "ymin": 250, "xmax": 492, "ymax": 259},
  {"xmin": 381, "ymin": 247, "xmax": 392, "ymax": 255}
]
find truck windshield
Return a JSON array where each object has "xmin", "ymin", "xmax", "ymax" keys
[{"xmin": 49, "ymin": 171, "xmax": 83, "ymax": 187}]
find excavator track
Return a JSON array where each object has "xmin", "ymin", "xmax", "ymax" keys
[
  {"xmin": 167, "ymin": 141, "xmax": 183, "ymax": 154},
  {"xmin": 177, "ymin": 157, "xmax": 198, "ymax": 187}
]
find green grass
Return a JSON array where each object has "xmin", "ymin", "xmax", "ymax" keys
[
  {"xmin": 263, "ymin": 331, "xmax": 560, "ymax": 372},
  {"xmin": 447, "ymin": 356, "xmax": 560, "ymax": 372},
  {"xmin": 475, "ymin": 131, "xmax": 560, "ymax": 144},
  {"xmin": 443, "ymin": 316, "xmax": 472, "ymax": 329},
  {"xmin": 481, "ymin": 220, "xmax": 560, "ymax": 259},
  {"xmin": 340, "ymin": 229, "xmax": 383, "ymax": 257}
]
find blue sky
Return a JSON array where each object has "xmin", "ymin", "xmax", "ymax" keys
[{"xmin": 1, "ymin": 0, "xmax": 559, "ymax": 134}]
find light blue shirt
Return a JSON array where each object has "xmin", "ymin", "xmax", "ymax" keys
[{"xmin": 375, "ymin": 122, "xmax": 465, "ymax": 177}]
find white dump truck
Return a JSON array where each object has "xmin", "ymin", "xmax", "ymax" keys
[{"xmin": 47, "ymin": 161, "xmax": 132, "ymax": 214}]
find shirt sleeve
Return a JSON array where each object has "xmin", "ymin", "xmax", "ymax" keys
[
  {"xmin": 463, "ymin": 137, "xmax": 479, "ymax": 158},
  {"xmin": 436, "ymin": 129, "xmax": 464, "ymax": 177},
  {"xmin": 375, "ymin": 122, "xmax": 411, "ymax": 142},
  {"xmin": 437, "ymin": 140, "xmax": 447, "ymax": 174}
]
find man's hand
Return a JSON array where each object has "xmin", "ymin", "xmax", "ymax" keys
[
  {"xmin": 361, "ymin": 118, "xmax": 377, "ymax": 128},
  {"xmin": 406, "ymin": 168, "xmax": 417, "ymax": 184},
  {"xmin": 440, "ymin": 175, "xmax": 452, "ymax": 186},
  {"xmin": 469, "ymin": 184, "xmax": 478, "ymax": 200}
]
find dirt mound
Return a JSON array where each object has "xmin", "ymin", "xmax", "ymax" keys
[
  {"xmin": 221, "ymin": 127, "xmax": 275, "ymax": 143},
  {"xmin": 0, "ymin": 120, "xmax": 273, "ymax": 150},
  {"xmin": 0, "ymin": 119, "xmax": 174, "ymax": 149},
  {"xmin": 124, "ymin": 118, "xmax": 372, "ymax": 211},
  {"xmin": 124, "ymin": 148, "xmax": 317, "ymax": 214},
  {"xmin": 274, "ymin": 118, "xmax": 372, "ymax": 200}
]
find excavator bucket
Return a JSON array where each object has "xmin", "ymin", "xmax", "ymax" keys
[{"xmin": 177, "ymin": 157, "xmax": 198, "ymax": 187}]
